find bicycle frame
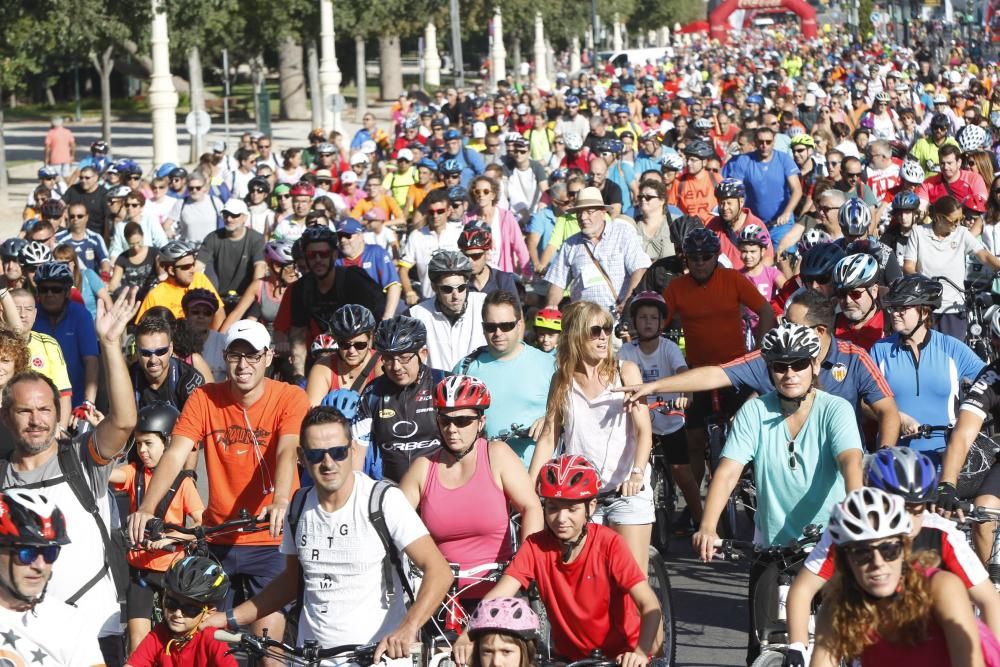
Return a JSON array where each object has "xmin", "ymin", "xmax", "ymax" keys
[{"xmin": 960, "ymin": 504, "xmax": 1000, "ymax": 593}]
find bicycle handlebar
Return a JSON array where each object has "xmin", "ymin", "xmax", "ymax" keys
[
  {"xmin": 956, "ymin": 503, "xmax": 1000, "ymax": 522},
  {"xmin": 899, "ymin": 424, "xmax": 951, "ymax": 441},
  {"xmin": 712, "ymin": 524, "xmax": 822, "ymax": 562},
  {"xmin": 214, "ymin": 630, "xmax": 380, "ymax": 663},
  {"xmin": 143, "ymin": 511, "xmax": 263, "ymax": 546}
]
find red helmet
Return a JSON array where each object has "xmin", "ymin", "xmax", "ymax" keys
[
  {"xmin": 290, "ymin": 181, "xmax": 316, "ymax": 198},
  {"xmin": 0, "ymin": 489, "xmax": 69, "ymax": 547},
  {"xmin": 433, "ymin": 375, "xmax": 491, "ymax": 410},
  {"xmin": 536, "ymin": 455, "xmax": 602, "ymax": 500}
]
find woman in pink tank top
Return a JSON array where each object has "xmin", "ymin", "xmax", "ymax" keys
[
  {"xmin": 811, "ymin": 488, "xmax": 1000, "ymax": 667},
  {"xmin": 399, "ymin": 375, "xmax": 542, "ymax": 611}
]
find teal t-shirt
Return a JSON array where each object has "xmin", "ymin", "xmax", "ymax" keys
[
  {"xmin": 722, "ymin": 390, "xmax": 862, "ymax": 545},
  {"xmin": 455, "ymin": 343, "xmax": 555, "ymax": 467}
]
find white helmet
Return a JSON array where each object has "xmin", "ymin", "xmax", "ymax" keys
[
  {"xmin": 800, "ymin": 228, "xmax": 832, "ymax": 251},
  {"xmin": 957, "ymin": 124, "xmax": 990, "ymax": 153},
  {"xmin": 834, "ymin": 253, "xmax": 879, "ymax": 289},
  {"xmin": 900, "ymin": 160, "xmax": 925, "ymax": 185},
  {"xmin": 838, "ymin": 199, "xmax": 872, "ymax": 236},
  {"xmin": 562, "ymin": 132, "xmax": 584, "ymax": 151},
  {"xmin": 662, "ymin": 152, "xmax": 685, "ymax": 172},
  {"xmin": 828, "ymin": 487, "xmax": 911, "ymax": 545}
]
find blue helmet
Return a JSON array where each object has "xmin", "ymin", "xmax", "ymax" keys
[
  {"xmin": 800, "ymin": 243, "xmax": 846, "ymax": 281},
  {"xmin": 833, "ymin": 253, "xmax": 879, "ymax": 290},
  {"xmin": 891, "ymin": 191, "xmax": 921, "ymax": 213},
  {"xmin": 865, "ymin": 447, "xmax": 938, "ymax": 503},
  {"xmin": 155, "ymin": 162, "xmax": 179, "ymax": 179},
  {"xmin": 321, "ymin": 389, "xmax": 362, "ymax": 421},
  {"xmin": 715, "ymin": 178, "xmax": 746, "ymax": 200},
  {"xmin": 747, "ymin": 94, "xmax": 764, "ymax": 106},
  {"xmin": 441, "ymin": 158, "xmax": 463, "ymax": 175},
  {"xmin": 682, "ymin": 227, "xmax": 721, "ymax": 256}
]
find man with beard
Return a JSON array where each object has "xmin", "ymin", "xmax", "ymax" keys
[
  {"xmin": 136, "ymin": 240, "xmax": 224, "ymax": 327},
  {"xmin": 129, "ymin": 315, "xmax": 204, "ymax": 411},
  {"xmin": 0, "ymin": 290, "xmax": 139, "ymax": 666}
]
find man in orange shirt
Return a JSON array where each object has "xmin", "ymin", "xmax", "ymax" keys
[
  {"xmin": 668, "ymin": 140, "xmax": 719, "ymax": 224},
  {"xmin": 663, "ymin": 228, "xmax": 776, "ymax": 490},
  {"xmin": 128, "ymin": 320, "xmax": 308, "ymax": 662},
  {"xmin": 351, "ymin": 173, "xmax": 405, "ymax": 228},
  {"xmin": 44, "ymin": 116, "xmax": 76, "ymax": 178}
]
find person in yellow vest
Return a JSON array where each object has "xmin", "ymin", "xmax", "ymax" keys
[
  {"xmin": 135, "ymin": 240, "xmax": 224, "ymax": 329},
  {"xmin": 384, "ymin": 148, "xmax": 417, "ymax": 209}
]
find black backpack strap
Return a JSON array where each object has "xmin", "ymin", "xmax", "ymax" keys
[
  {"xmin": 154, "ymin": 470, "xmax": 195, "ymax": 520},
  {"xmin": 56, "ymin": 440, "xmax": 120, "ymax": 605},
  {"xmin": 287, "ymin": 485, "xmax": 311, "ymax": 611},
  {"xmin": 369, "ymin": 480, "xmax": 415, "ymax": 604},
  {"xmin": 350, "ymin": 354, "xmax": 381, "ymax": 394},
  {"xmin": 458, "ymin": 345, "xmax": 489, "ymax": 375}
]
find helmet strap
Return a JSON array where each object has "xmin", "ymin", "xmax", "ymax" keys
[
  {"xmin": 560, "ymin": 523, "xmax": 589, "ymax": 563},
  {"xmin": 164, "ymin": 606, "xmax": 208, "ymax": 655},
  {"xmin": 778, "ymin": 385, "xmax": 814, "ymax": 415}
]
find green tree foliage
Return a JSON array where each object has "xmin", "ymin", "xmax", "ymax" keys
[{"xmin": 627, "ymin": 0, "xmax": 705, "ymax": 31}]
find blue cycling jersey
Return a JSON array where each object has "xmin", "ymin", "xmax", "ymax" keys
[{"xmin": 869, "ymin": 330, "xmax": 985, "ymax": 453}]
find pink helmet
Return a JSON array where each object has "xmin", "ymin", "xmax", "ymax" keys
[
  {"xmin": 468, "ymin": 597, "xmax": 539, "ymax": 640},
  {"xmin": 737, "ymin": 223, "xmax": 769, "ymax": 248}
]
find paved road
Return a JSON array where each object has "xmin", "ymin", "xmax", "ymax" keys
[{"xmin": 664, "ymin": 533, "xmax": 751, "ymax": 666}]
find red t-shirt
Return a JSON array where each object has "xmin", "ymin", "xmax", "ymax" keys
[
  {"xmin": 835, "ymin": 311, "xmax": 886, "ymax": 351},
  {"xmin": 504, "ymin": 525, "xmax": 645, "ymax": 660},
  {"xmin": 127, "ymin": 625, "xmax": 238, "ymax": 667}
]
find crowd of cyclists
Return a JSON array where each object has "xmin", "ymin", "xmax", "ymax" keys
[{"xmin": 9, "ymin": 17, "xmax": 1000, "ymax": 667}]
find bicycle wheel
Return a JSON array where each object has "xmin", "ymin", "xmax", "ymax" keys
[
  {"xmin": 652, "ymin": 459, "xmax": 675, "ymax": 555},
  {"xmin": 750, "ymin": 649, "xmax": 787, "ymax": 667},
  {"xmin": 647, "ymin": 546, "xmax": 676, "ymax": 666},
  {"xmin": 527, "ymin": 582, "xmax": 553, "ymax": 663}
]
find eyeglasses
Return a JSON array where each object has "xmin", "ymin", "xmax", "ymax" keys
[
  {"xmin": 437, "ymin": 283, "xmax": 468, "ymax": 295},
  {"xmin": 828, "ymin": 161, "xmax": 841, "ymax": 168},
  {"xmin": 843, "ymin": 539, "xmax": 904, "ymax": 566},
  {"xmin": 512, "ymin": 149, "xmax": 528, "ymax": 154},
  {"xmin": 383, "ymin": 352, "xmax": 417, "ymax": 367},
  {"xmin": 139, "ymin": 346, "xmax": 170, "ymax": 358},
  {"xmin": 486, "ymin": 143, "xmax": 500, "ymax": 148},
  {"xmin": 837, "ymin": 288, "xmax": 868, "ymax": 301},
  {"xmin": 188, "ymin": 185, "xmax": 204, "ymax": 192},
  {"xmin": 224, "ymin": 350, "xmax": 267, "ymax": 365},
  {"xmin": 68, "ymin": 214, "xmax": 87, "ymax": 220},
  {"xmin": 473, "ymin": 189, "xmax": 493, "ymax": 196},
  {"xmin": 792, "ymin": 147, "xmax": 809, "ymax": 154},
  {"xmin": 758, "ymin": 139, "xmax": 774, "ymax": 146},
  {"xmin": 258, "ymin": 143, "xmax": 271, "ymax": 149},
  {"xmin": 637, "ymin": 194, "xmax": 661, "ymax": 202},
  {"xmin": 278, "ymin": 194, "xmax": 291, "ymax": 199},
  {"xmin": 173, "ymin": 262, "xmax": 196, "ymax": 271},
  {"xmin": 464, "ymin": 251, "xmax": 486, "ymax": 261},
  {"xmin": 36, "ymin": 285, "xmax": 66, "ymax": 295},
  {"xmin": 32, "ymin": 235, "xmax": 53, "ymax": 244},
  {"xmin": 302, "ymin": 444, "xmax": 351, "ymax": 465},
  {"xmin": 306, "ymin": 249, "xmax": 332, "ymax": 261},
  {"xmin": 445, "ymin": 174, "xmax": 462, "ymax": 180},
  {"xmin": 802, "ymin": 273, "xmax": 832, "ymax": 286},
  {"xmin": 905, "ymin": 502, "xmax": 926, "ymax": 515},
  {"xmin": 337, "ymin": 340, "xmax": 369, "ymax": 351},
  {"xmin": 223, "ymin": 211, "xmax": 243, "ymax": 219},
  {"xmin": 437, "ymin": 413, "xmax": 480, "ymax": 428},
  {"xmin": 706, "ymin": 167, "xmax": 721, "ymax": 173},
  {"xmin": 483, "ymin": 320, "xmax": 518, "ymax": 333},
  {"xmin": 845, "ymin": 171, "xmax": 863, "ymax": 179},
  {"xmin": 11, "ymin": 545, "xmax": 60, "ymax": 565},
  {"xmin": 589, "ymin": 324, "xmax": 613, "ymax": 338},
  {"xmin": 429, "ymin": 207, "xmax": 447, "ymax": 215},
  {"xmin": 786, "ymin": 439, "xmax": 797, "ymax": 469},
  {"xmin": 250, "ymin": 187, "xmax": 267, "ymax": 194},
  {"xmin": 125, "ymin": 202, "xmax": 142, "ymax": 209},
  {"xmin": 162, "ymin": 595, "xmax": 207, "ymax": 617},
  {"xmin": 771, "ymin": 358, "xmax": 812, "ymax": 375},
  {"xmin": 687, "ymin": 253, "xmax": 716, "ymax": 263}
]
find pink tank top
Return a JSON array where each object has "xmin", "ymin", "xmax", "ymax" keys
[
  {"xmin": 860, "ymin": 568, "xmax": 1000, "ymax": 667},
  {"xmin": 419, "ymin": 439, "xmax": 513, "ymax": 599}
]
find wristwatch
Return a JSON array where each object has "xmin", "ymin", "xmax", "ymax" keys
[
  {"xmin": 630, "ymin": 466, "xmax": 643, "ymax": 476},
  {"xmin": 226, "ymin": 608, "xmax": 239, "ymax": 630}
]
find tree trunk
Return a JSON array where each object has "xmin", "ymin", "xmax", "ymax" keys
[
  {"xmin": 278, "ymin": 36, "xmax": 309, "ymax": 121},
  {"xmin": 188, "ymin": 46, "xmax": 206, "ymax": 163},
  {"xmin": 512, "ymin": 36, "xmax": 522, "ymax": 87},
  {"xmin": 355, "ymin": 36, "xmax": 367, "ymax": 114},
  {"xmin": 45, "ymin": 85, "xmax": 56, "ymax": 107},
  {"xmin": 90, "ymin": 46, "xmax": 114, "ymax": 145},
  {"xmin": 119, "ymin": 39, "xmax": 204, "ymax": 97},
  {"xmin": 378, "ymin": 35, "xmax": 403, "ymax": 102},
  {"xmin": 307, "ymin": 41, "xmax": 323, "ymax": 130}
]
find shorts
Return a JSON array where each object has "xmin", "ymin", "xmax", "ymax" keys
[
  {"xmin": 973, "ymin": 463, "xmax": 1000, "ymax": 500},
  {"xmin": 685, "ymin": 387, "xmax": 744, "ymax": 430},
  {"xmin": 654, "ymin": 430, "xmax": 689, "ymax": 465},
  {"xmin": 592, "ymin": 485, "xmax": 655, "ymax": 525},
  {"xmin": 126, "ymin": 568, "xmax": 165, "ymax": 621},
  {"xmin": 208, "ymin": 544, "xmax": 289, "ymax": 611}
]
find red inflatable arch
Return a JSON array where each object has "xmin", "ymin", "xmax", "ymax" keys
[{"xmin": 709, "ymin": 0, "xmax": 818, "ymax": 42}]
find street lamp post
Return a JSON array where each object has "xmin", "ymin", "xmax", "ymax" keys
[
  {"xmin": 148, "ymin": 0, "xmax": 179, "ymax": 166},
  {"xmin": 319, "ymin": 0, "xmax": 342, "ymax": 133}
]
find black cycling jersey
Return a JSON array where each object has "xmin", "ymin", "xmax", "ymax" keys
[
  {"xmin": 355, "ymin": 364, "xmax": 449, "ymax": 482},
  {"xmin": 959, "ymin": 362, "xmax": 1000, "ymax": 420},
  {"xmin": 130, "ymin": 358, "xmax": 205, "ymax": 412},
  {"xmin": 834, "ymin": 236, "xmax": 902, "ymax": 286}
]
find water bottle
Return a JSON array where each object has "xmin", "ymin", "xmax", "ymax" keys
[{"xmin": 777, "ymin": 572, "xmax": 792, "ymax": 622}]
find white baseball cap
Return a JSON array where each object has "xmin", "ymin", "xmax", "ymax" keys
[
  {"xmin": 340, "ymin": 171, "xmax": 359, "ymax": 184},
  {"xmin": 225, "ymin": 320, "xmax": 271, "ymax": 351},
  {"xmin": 221, "ymin": 199, "xmax": 249, "ymax": 216},
  {"xmin": 350, "ymin": 152, "xmax": 368, "ymax": 166},
  {"xmin": 397, "ymin": 148, "xmax": 414, "ymax": 161}
]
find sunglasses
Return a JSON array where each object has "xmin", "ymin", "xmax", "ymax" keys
[
  {"xmin": 437, "ymin": 414, "xmax": 480, "ymax": 428},
  {"xmin": 786, "ymin": 439, "xmax": 797, "ymax": 470},
  {"xmin": 162, "ymin": 595, "xmax": 207, "ymax": 617},
  {"xmin": 845, "ymin": 172, "xmax": 863, "ymax": 178},
  {"xmin": 306, "ymin": 250, "xmax": 332, "ymax": 260},
  {"xmin": 140, "ymin": 346, "xmax": 170, "ymax": 358},
  {"xmin": 173, "ymin": 262, "xmax": 196, "ymax": 271},
  {"xmin": 11, "ymin": 545, "xmax": 60, "ymax": 565},
  {"xmin": 905, "ymin": 502, "xmax": 926, "ymax": 515},
  {"xmin": 337, "ymin": 340, "xmax": 369, "ymax": 351},
  {"xmin": 302, "ymin": 444, "xmax": 351, "ymax": 465},
  {"xmin": 473, "ymin": 189, "xmax": 493, "ymax": 196},
  {"xmin": 837, "ymin": 288, "xmax": 868, "ymax": 301},
  {"xmin": 843, "ymin": 539, "xmax": 904, "ymax": 566},
  {"xmin": 33, "ymin": 235, "xmax": 53, "ymax": 244},
  {"xmin": 250, "ymin": 187, "xmax": 267, "ymax": 193},
  {"xmin": 278, "ymin": 194, "xmax": 292, "ymax": 199},
  {"xmin": 802, "ymin": 273, "xmax": 832, "ymax": 285},
  {"xmin": 37, "ymin": 285, "xmax": 66, "ymax": 295},
  {"xmin": 126, "ymin": 202, "xmax": 142, "ymax": 209},
  {"xmin": 67, "ymin": 214, "xmax": 86, "ymax": 220},
  {"xmin": 429, "ymin": 207, "xmax": 447, "ymax": 215},
  {"xmin": 188, "ymin": 185, "xmax": 203, "ymax": 191},
  {"xmin": 589, "ymin": 324, "xmax": 613, "ymax": 338},
  {"xmin": 687, "ymin": 253, "xmax": 716, "ymax": 263},
  {"xmin": 438, "ymin": 283, "xmax": 468, "ymax": 295},
  {"xmin": 483, "ymin": 320, "xmax": 518, "ymax": 333},
  {"xmin": 637, "ymin": 194, "xmax": 660, "ymax": 202},
  {"xmin": 771, "ymin": 358, "xmax": 812, "ymax": 375}
]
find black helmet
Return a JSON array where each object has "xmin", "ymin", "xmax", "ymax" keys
[
  {"xmin": 163, "ymin": 556, "xmax": 230, "ymax": 604},
  {"xmin": 331, "ymin": 304, "xmax": 377, "ymax": 339},
  {"xmin": 683, "ymin": 140, "xmax": 715, "ymax": 160},
  {"xmin": 136, "ymin": 402, "xmax": 180, "ymax": 443},
  {"xmin": 427, "ymin": 250, "xmax": 473, "ymax": 281},
  {"xmin": 930, "ymin": 113, "xmax": 951, "ymax": 129},
  {"xmin": 159, "ymin": 240, "xmax": 196, "ymax": 264},
  {"xmin": 300, "ymin": 226, "xmax": 336, "ymax": 248},
  {"xmin": 373, "ymin": 316, "xmax": 427, "ymax": 354},
  {"xmin": 33, "ymin": 262, "xmax": 73, "ymax": 286},
  {"xmin": 883, "ymin": 274, "xmax": 943, "ymax": 310},
  {"xmin": 800, "ymin": 243, "xmax": 846, "ymax": 281},
  {"xmin": 1, "ymin": 238, "xmax": 27, "ymax": 261},
  {"xmin": 682, "ymin": 227, "xmax": 721, "ymax": 255},
  {"xmin": 0, "ymin": 489, "xmax": 70, "ymax": 548}
]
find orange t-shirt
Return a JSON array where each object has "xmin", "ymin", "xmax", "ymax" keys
[
  {"xmin": 173, "ymin": 379, "xmax": 308, "ymax": 545},
  {"xmin": 113, "ymin": 464, "xmax": 204, "ymax": 571},
  {"xmin": 663, "ymin": 266, "xmax": 767, "ymax": 368},
  {"xmin": 351, "ymin": 194, "xmax": 404, "ymax": 221},
  {"xmin": 668, "ymin": 171, "xmax": 718, "ymax": 224}
]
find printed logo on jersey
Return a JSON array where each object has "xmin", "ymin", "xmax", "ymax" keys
[
  {"xmin": 379, "ymin": 409, "xmax": 396, "ymax": 419},
  {"xmin": 207, "ymin": 425, "xmax": 273, "ymax": 455},
  {"xmin": 831, "ymin": 363, "xmax": 848, "ymax": 383},
  {"xmin": 391, "ymin": 420, "xmax": 419, "ymax": 439}
]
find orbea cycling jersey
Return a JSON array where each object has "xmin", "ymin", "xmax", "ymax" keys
[
  {"xmin": 960, "ymin": 360, "xmax": 1000, "ymax": 422},
  {"xmin": 354, "ymin": 365, "xmax": 449, "ymax": 482},
  {"xmin": 870, "ymin": 330, "xmax": 985, "ymax": 452},
  {"xmin": 804, "ymin": 511, "xmax": 987, "ymax": 587}
]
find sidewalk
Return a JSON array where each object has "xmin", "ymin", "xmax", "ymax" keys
[{"xmin": 1, "ymin": 104, "xmax": 387, "ymax": 236}]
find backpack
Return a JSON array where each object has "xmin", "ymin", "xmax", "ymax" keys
[
  {"xmin": 286, "ymin": 479, "xmax": 415, "ymax": 607},
  {"xmin": 0, "ymin": 440, "xmax": 129, "ymax": 605},
  {"xmin": 457, "ymin": 345, "xmax": 490, "ymax": 375}
]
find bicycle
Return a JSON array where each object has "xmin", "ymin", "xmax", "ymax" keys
[
  {"xmin": 646, "ymin": 400, "xmax": 683, "ymax": 553},
  {"xmin": 704, "ymin": 390, "xmax": 755, "ymax": 541},
  {"xmin": 899, "ymin": 424, "xmax": 1000, "ymax": 498},
  {"xmin": 712, "ymin": 525, "xmax": 823, "ymax": 667},
  {"xmin": 214, "ymin": 631, "xmax": 453, "ymax": 667},
  {"xmin": 957, "ymin": 502, "xmax": 1000, "ymax": 593},
  {"xmin": 934, "ymin": 275, "xmax": 997, "ymax": 363}
]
